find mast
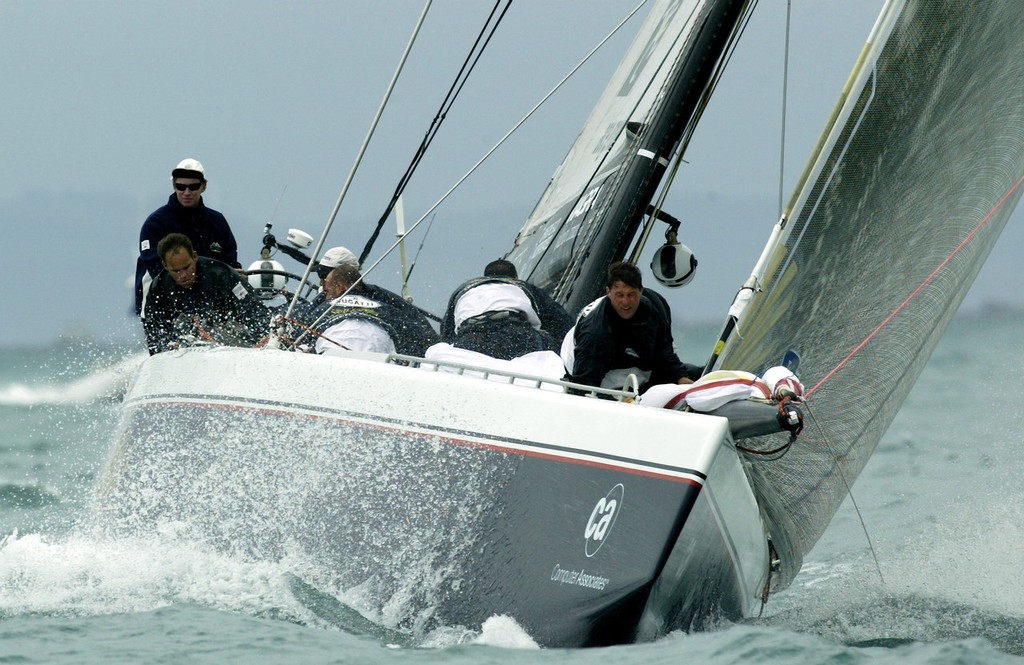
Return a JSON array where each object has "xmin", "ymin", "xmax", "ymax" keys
[
  {"xmin": 507, "ymin": 0, "xmax": 752, "ymax": 314},
  {"xmin": 559, "ymin": 0, "xmax": 750, "ymax": 314}
]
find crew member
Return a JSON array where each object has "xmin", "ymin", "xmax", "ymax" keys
[
  {"xmin": 441, "ymin": 259, "xmax": 573, "ymax": 360},
  {"xmin": 313, "ymin": 264, "xmax": 438, "ymax": 356},
  {"xmin": 310, "ymin": 246, "xmax": 438, "ymax": 355},
  {"xmin": 565, "ymin": 261, "xmax": 701, "ymax": 393},
  {"xmin": 135, "ymin": 158, "xmax": 241, "ymax": 316},
  {"xmin": 143, "ymin": 233, "xmax": 270, "ymax": 355}
]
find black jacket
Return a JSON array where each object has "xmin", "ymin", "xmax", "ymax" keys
[
  {"xmin": 143, "ymin": 257, "xmax": 270, "ymax": 355},
  {"xmin": 568, "ymin": 295, "xmax": 697, "ymax": 390}
]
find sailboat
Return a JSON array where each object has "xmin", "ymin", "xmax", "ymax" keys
[{"xmin": 93, "ymin": 0, "xmax": 1024, "ymax": 648}]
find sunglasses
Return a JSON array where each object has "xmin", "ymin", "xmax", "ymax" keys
[{"xmin": 174, "ymin": 182, "xmax": 203, "ymax": 192}]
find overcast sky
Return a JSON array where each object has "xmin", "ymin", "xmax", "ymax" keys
[{"xmin": 2, "ymin": 1, "xmax": 1020, "ymax": 349}]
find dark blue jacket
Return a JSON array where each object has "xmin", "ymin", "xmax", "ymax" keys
[{"xmin": 135, "ymin": 194, "xmax": 240, "ymax": 314}]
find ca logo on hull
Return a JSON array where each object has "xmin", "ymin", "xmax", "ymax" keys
[{"xmin": 584, "ymin": 483, "xmax": 624, "ymax": 557}]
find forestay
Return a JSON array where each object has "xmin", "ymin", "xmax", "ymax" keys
[{"xmin": 717, "ymin": 0, "xmax": 1024, "ymax": 587}]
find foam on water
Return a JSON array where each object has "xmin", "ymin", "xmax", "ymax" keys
[
  {"xmin": 0, "ymin": 529, "xmax": 309, "ymax": 621},
  {"xmin": 0, "ymin": 526, "xmax": 544, "ymax": 651},
  {"xmin": 0, "ymin": 352, "xmax": 145, "ymax": 406},
  {"xmin": 473, "ymin": 615, "xmax": 540, "ymax": 649}
]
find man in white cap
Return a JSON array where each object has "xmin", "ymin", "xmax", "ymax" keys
[
  {"xmin": 317, "ymin": 246, "xmax": 359, "ymax": 278},
  {"xmin": 135, "ymin": 158, "xmax": 241, "ymax": 317},
  {"xmin": 308, "ymin": 246, "xmax": 439, "ymax": 355},
  {"xmin": 306, "ymin": 245, "xmax": 361, "ymax": 309}
]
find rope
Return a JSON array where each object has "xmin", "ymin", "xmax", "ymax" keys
[
  {"xmin": 281, "ymin": 0, "xmax": 434, "ymax": 325},
  {"xmin": 734, "ymin": 397, "xmax": 800, "ymax": 460},
  {"xmin": 805, "ymin": 170, "xmax": 1024, "ymax": 399},
  {"xmin": 803, "ymin": 400, "xmax": 885, "ymax": 585},
  {"xmin": 279, "ymin": 315, "xmax": 348, "ymax": 351},
  {"xmin": 735, "ymin": 437, "xmax": 794, "ymax": 460},
  {"xmin": 359, "ymin": 0, "xmax": 513, "ymax": 265},
  {"xmin": 192, "ymin": 315, "xmax": 221, "ymax": 345}
]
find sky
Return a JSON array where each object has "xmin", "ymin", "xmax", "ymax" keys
[{"xmin": 1, "ymin": 1, "xmax": 1021, "ymax": 348}]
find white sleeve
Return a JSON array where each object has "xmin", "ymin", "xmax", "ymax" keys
[{"xmin": 316, "ymin": 319, "xmax": 396, "ymax": 354}]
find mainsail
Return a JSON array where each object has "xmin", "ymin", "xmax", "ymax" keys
[
  {"xmin": 506, "ymin": 0, "xmax": 753, "ymax": 314},
  {"xmin": 717, "ymin": 0, "xmax": 1024, "ymax": 586}
]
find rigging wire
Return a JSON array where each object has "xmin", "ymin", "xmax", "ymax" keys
[
  {"xmin": 777, "ymin": 1, "xmax": 791, "ymax": 219},
  {"xmin": 370, "ymin": 0, "xmax": 649, "ymax": 294},
  {"xmin": 278, "ymin": 0, "xmax": 433, "ymax": 328},
  {"xmin": 366, "ymin": 0, "xmax": 652, "ymax": 295},
  {"xmin": 403, "ymin": 212, "xmax": 438, "ymax": 285},
  {"xmin": 291, "ymin": 1, "xmax": 647, "ymax": 345},
  {"xmin": 269, "ymin": 185, "xmax": 288, "ymax": 227},
  {"xmin": 358, "ymin": 0, "xmax": 513, "ymax": 266},
  {"xmin": 803, "ymin": 401, "xmax": 885, "ymax": 586},
  {"xmin": 351, "ymin": 2, "xmax": 649, "ymax": 288}
]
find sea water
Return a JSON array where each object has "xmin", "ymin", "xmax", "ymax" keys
[{"xmin": 1, "ymin": 312, "xmax": 1022, "ymax": 664}]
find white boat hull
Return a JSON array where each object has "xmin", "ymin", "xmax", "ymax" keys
[{"xmin": 95, "ymin": 346, "xmax": 768, "ymax": 645}]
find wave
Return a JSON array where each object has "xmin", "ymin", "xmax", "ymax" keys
[
  {"xmin": 0, "ymin": 529, "xmax": 311, "ymax": 622},
  {"xmin": 0, "ymin": 481, "xmax": 60, "ymax": 509},
  {"xmin": 759, "ymin": 494, "xmax": 1024, "ymax": 658},
  {"xmin": 0, "ymin": 528, "xmax": 539, "ymax": 650},
  {"xmin": 760, "ymin": 592, "xmax": 1024, "ymax": 656},
  {"xmin": 0, "ymin": 352, "xmax": 145, "ymax": 406},
  {"xmin": 285, "ymin": 573, "xmax": 538, "ymax": 649}
]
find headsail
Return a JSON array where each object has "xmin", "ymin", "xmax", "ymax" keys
[
  {"xmin": 506, "ymin": 0, "xmax": 753, "ymax": 314},
  {"xmin": 718, "ymin": 0, "xmax": 1024, "ymax": 586}
]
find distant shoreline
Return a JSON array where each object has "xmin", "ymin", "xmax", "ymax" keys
[{"xmin": 1, "ymin": 304, "xmax": 1021, "ymax": 353}]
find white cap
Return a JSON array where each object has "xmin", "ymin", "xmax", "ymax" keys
[
  {"xmin": 172, "ymin": 158, "xmax": 205, "ymax": 180},
  {"xmin": 320, "ymin": 246, "xmax": 359, "ymax": 268}
]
